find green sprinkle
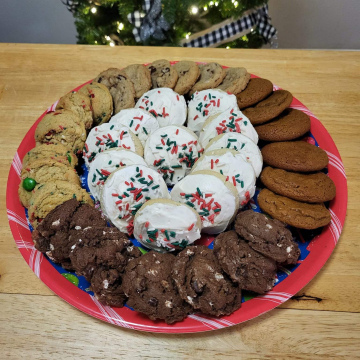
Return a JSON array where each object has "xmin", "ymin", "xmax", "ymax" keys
[
  {"xmin": 228, "ymin": 138, "xmax": 237, "ymax": 142},
  {"xmin": 110, "ymin": 125, "xmax": 114, "ymax": 130},
  {"xmin": 143, "ymin": 127, "xmax": 148, "ymax": 135},
  {"xmin": 197, "ymin": 187, "xmax": 202, "ymax": 196},
  {"xmin": 123, "ymin": 192, "xmax": 129, "ymax": 197},
  {"xmin": 186, "ymin": 201, "xmax": 195, "ymax": 208},
  {"xmin": 129, "ymin": 120, "xmax": 134, "ymax": 127},
  {"xmin": 108, "ymin": 160, "xmax": 112, "ymax": 165},
  {"xmin": 220, "ymin": 170, "xmax": 224, "ymax": 175},
  {"xmin": 156, "ymin": 146, "xmax": 163, "ymax": 150},
  {"xmin": 152, "ymin": 185, "xmax": 160, "ymax": 190}
]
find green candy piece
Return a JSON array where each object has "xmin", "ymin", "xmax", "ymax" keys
[
  {"xmin": 22, "ymin": 177, "xmax": 37, "ymax": 191},
  {"xmin": 62, "ymin": 273, "xmax": 79, "ymax": 287},
  {"xmin": 67, "ymin": 153, "xmax": 72, "ymax": 164}
]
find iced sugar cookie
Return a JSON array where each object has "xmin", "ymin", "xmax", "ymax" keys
[
  {"xmin": 135, "ymin": 88, "xmax": 186, "ymax": 127},
  {"xmin": 144, "ymin": 125, "xmax": 203, "ymax": 185},
  {"xmin": 191, "ymin": 149, "xmax": 256, "ymax": 207},
  {"xmin": 171, "ymin": 170, "xmax": 240, "ymax": 234},
  {"xmin": 100, "ymin": 165, "xmax": 170, "ymax": 235},
  {"xmin": 199, "ymin": 107, "xmax": 258, "ymax": 147},
  {"xmin": 83, "ymin": 123, "xmax": 143, "ymax": 168},
  {"xmin": 187, "ymin": 89, "xmax": 238, "ymax": 134},
  {"xmin": 88, "ymin": 149, "xmax": 147, "ymax": 201},
  {"xmin": 134, "ymin": 199, "xmax": 201, "ymax": 252},
  {"xmin": 205, "ymin": 133, "xmax": 263, "ymax": 177},
  {"xmin": 109, "ymin": 108, "xmax": 160, "ymax": 146}
]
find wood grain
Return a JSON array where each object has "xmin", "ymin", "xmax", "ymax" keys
[{"xmin": 0, "ymin": 44, "xmax": 359, "ymax": 358}]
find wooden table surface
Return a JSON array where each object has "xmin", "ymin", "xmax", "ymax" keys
[{"xmin": 0, "ymin": 43, "xmax": 359, "ymax": 359}]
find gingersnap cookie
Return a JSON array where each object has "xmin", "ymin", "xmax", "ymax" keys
[
  {"xmin": 56, "ymin": 91, "xmax": 93, "ymax": 130},
  {"xmin": 199, "ymin": 107, "xmax": 258, "ymax": 147},
  {"xmin": 205, "ymin": 133, "xmax": 263, "ymax": 177},
  {"xmin": 258, "ymin": 188, "xmax": 332, "ymax": 230},
  {"xmin": 255, "ymin": 109, "xmax": 311, "ymax": 142},
  {"xmin": 243, "ymin": 90, "xmax": 293, "ymax": 125},
  {"xmin": 18, "ymin": 158, "xmax": 80, "ymax": 208},
  {"xmin": 31, "ymin": 199, "xmax": 106, "ymax": 269},
  {"xmin": 100, "ymin": 165, "xmax": 170, "ymax": 234},
  {"xmin": 22, "ymin": 143, "xmax": 78, "ymax": 169},
  {"xmin": 122, "ymin": 64, "xmax": 152, "ymax": 99},
  {"xmin": 28, "ymin": 180, "xmax": 93, "ymax": 228},
  {"xmin": 261, "ymin": 166, "xmax": 336, "ymax": 203},
  {"xmin": 171, "ymin": 170, "xmax": 240, "ymax": 234},
  {"xmin": 109, "ymin": 108, "xmax": 160, "ymax": 146},
  {"xmin": 173, "ymin": 246, "xmax": 242, "ymax": 317},
  {"xmin": 123, "ymin": 251, "xmax": 192, "ymax": 324},
  {"xmin": 187, "ymin": 89, "xmax": 238, "ymax": 134},
  {"xmin": 94, "ymin": 68, "xmax": 135, "ymax": 114},
  {"xmin": 69, "ymin": 226, "xmax": 140, "ymax": 281},
  {"xmin": 135, "ymin": 88, "xmax": 187, "ymax": 127},
  {"xmin": 78, "ymin": 82, "xmax": 113, "ymax": 126},
  {"xmin": 191, "ymin": 149, "xmax": 256, "ymax": 207},
  {"xmin": 189, "ymin": 63, "xmax": 226, "ymax": 95},
  {"xmin": 213, "ymin": 231, "xmax": 277, "ymax": 293},
  {"xmin": 173, "ymin": 61, "xmax": 200, "ymax": 95},
  {"xmin": 35, "ymin": 110, "xmax": 86, "ymax": 155},
  {"xmin": 146, "ymin": 59, "xmax": 178, "ymax": 89},
  {"xmin": 88, "ymin": 149, "xmax": 147, "ymax": 202},
  {"xmin": 234, "ymin": 210, "xmax": 300, "ymax": 265},
  {"xmin": 217, "ymin": 67, "xmax": 251, "ymax": 94},
  {"xmin": 236, "ymin": 78, "xmax": 273, "ymax": 109},
  {"xmin": 144, "ymin": 125, "xmax": 203, "ymax": 185},
  {"xmin": 83, "ymin": 123, "xmax": 143, "ymax": 168},
  {"xmin": 261, "ymin": 141, "xmax": 329, "ymax": 172}
]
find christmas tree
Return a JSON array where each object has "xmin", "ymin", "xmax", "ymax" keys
[{"xmin": 62, "ymin": 0, "xmax": 276, "ymax": 49}]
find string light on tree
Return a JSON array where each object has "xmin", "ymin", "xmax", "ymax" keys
[
  {"xmin": 190, "ymin": 6, "xmax": 199, "ymax": 15},
  {"xmin": 215, "ymin": 2, "xmax": 219, "ymax": 6},
  {"xmin": 118, "ymin": 22, "xmax": 124, "ymax": 31},
  {"xmin": 109, "ymin": 42, "xmax": 115, "ymax": 47},
  {"xmin": 203, "ymin": 5, "xmax": 208, "ymax": 11},
  {"xmin": 91, "ymin": 6, "xmax": 97, "ymax": 13},
  {"xmin": 234, "ymin": 1, "xmax": 239, "ymax": 8}
]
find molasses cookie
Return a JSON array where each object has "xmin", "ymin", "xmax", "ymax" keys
[
  {"xmin": 217, "ymin": 67, "xmax": 250, "ymax": 94},
  {"xmin": 214, "ymin": 231, "xmax": 277, "ymax": 293},
  {"xmin": 122, "ymin": 251, "xmax": 192, "ymax": 324},
  {"xmin": 261, "ymin": 141, "xmax": 329, "ymax": 172},
  {"xmin": 243, "ymin": 90, "xmax": 293, "ymax": 125},
  {"xmin": 258, "ymin": 188, "xmax": 332, "ymax": 230},
  {"xmin": 236, "ymin": 78, "xmax": 273, "ymax": 109},
  {"xmin": 189, "ymin": 63, "xmax": 226, "ymax": 95},
  {"xmin": 172, "ymin": 246, "xmax": 242, "ymax": 316},
  {"xmin": 146, "ymin": 59, "xmax": 178, "ymax": 89},
  {"xmin": 122, "ymin": 64, "xmax": 152, "ymax": 98},
  {"xmin": 255, "ymin": 109, "xmax": 311, "ymax": 142},
  {"xmin": 173, "ymin": 61, "xmax": 200, "ymax": 95}
]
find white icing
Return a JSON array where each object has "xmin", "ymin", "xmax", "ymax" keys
[
  {"xmin": 187, "ymin": 90, "xmax": 238, "ymax": 134},
  {"xmin": 83, "ymin": 123, "xmax": 141, "ymax": 167},
  {"xmin": 171, "ymin": 172, "xmax": 239, "ymax": 234},
  {"xmin": 109, "ymin": 108, "xmax": 160, "ymax": 146},
  {"xmin": 205, "ymin": 132, "xmax": 263, "ymax": 177},
  {"xmin": 135, "ymin": 88, "xmax": 186, "ymax": 127},
  {"xmin": 199, "ymin": 108, "xmax": 258, "ymax": 147},
  {"xmin": 191, "ymin": 150, "xmax": 256, "ymax": 207},
  {"xmin": 144, "ymin": 126, "xmax": 203, "ymax": 185},
  {"xmin": 100, "ymin": 165, "xmax": 170, "ymax": 234},
  {"xmin": 134, "ymin": 201, "xmax": 201, "ymax": 252},
  {"xmin": 88, "ymin": 149, "xmax": 147, "ymax": 201}
]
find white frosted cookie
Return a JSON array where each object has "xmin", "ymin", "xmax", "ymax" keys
[
  {"xmin": 109, "ymin": 108, "xmax": 160, "ymax": 146},
  {"xmin": 83, "ymin": 123, "xmax": 143, "ymax": 168},
  {"xmin": 187, "ymin": 89, "xmax": 238, "ymax": 134},
  {"xmin": 88, "ymin": 149, "xmax": 148, "ymax": 201},
  {"xmin": 134, "ymin": 199, "xmax": 201, "ymax": 252},
  {"xmin": 144, "ymin": 125, "xmax": 204, "ymax": 185},
  {"xmin": 191, "ymin": 149, "xmax": 256, "ymax": 207},
  {"xmin": 205, "ymin": 133, "xmax": 263, "ymax": 177},
  {"xmin": 135, "ymin": 88, "xmax": 186, "ymax": 127},
  {"xmin": 100, "ymin": 165, "xmax": 170, "ymax": 235},
  {"xmin": 171, "ymin": 170, "xmax": 240, "ymax": 234},
  {"xmin": 199, "ymin": 108, "xmax": 258, "ymax": 147}
]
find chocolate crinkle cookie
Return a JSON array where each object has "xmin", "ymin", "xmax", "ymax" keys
[
  {"xmin": 234, "ymin": 210, "xmax": 300, "ymax": 265},
  {"xmin": 32, "ymin": 199, "xmax": 107, "ymax": 270},
  {"xmin": 122, "ymin": 251, "xmax": 192, "ymax": 324},
  {"xmin": 172, "ymin": 246, "xmax": 242, "ymax": 317},
  {"xmin": 69, "ymin": 226, "xmax": 140, "ymax": 281},
  {"xmin": 213, "ymin": 231, "xmax": 277, "ymax": 294}
]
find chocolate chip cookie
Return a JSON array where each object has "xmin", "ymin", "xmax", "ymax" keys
[
  {"xmin": 216, "ymin": 67, "xmax": 251, "ymax": 94},
  {"xmin": 146, "ymin": 59, "xmax": 178, "ymax": 89},
  {"xmin": 261, "ymin": 166, "xmax": 336, "ymax": 203},
  {"xmin": 174, "ymin": 61, "xmax": 200, "ymax": 95},
  {"xmin": 243, "ymin": 90, "xmax": 293, "ymax": 125},
  {"xmin": 122, "ymin": 251, "xmax": 191, "ymax": 324},
  {"xmin": 189, "ymin": 63, "xmax": 226, "ymax": 95},
  {"xmin": 234, "ymin": 210, "xmax": 300, "ymax": 265},
  {"xmin": 214, "ymin": 231, "xmax": 277, "ymax": 293},
  {"xmin": 236, "ymin": 78, "xmax": 273, "ymax": 109},
  {"xmin": 258, "ymin": 188, "xmax": 332, "ymax": 230},
  {"xmin": 261, "ymin": 141, "xmax": 329, "ymax": 172},
  {"xmin": 172, "ymin": 246, "xmax": 242, "ymax": 317},
  {"xmin": 122, "ymin": 64, "xmax": 152, "ymax": 98}
]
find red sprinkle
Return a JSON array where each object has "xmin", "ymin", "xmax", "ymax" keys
[
  {"xmin": 135, "ymin": 124, "xmax": 140, "ymax": 131},
  {"xmin": 232, "ymin": 176, "xmax": 237, "ymax": 186},
  {"xmin": 188, "ymin": 223, "xmax": 195, "ymax": 231},
  {"xmin": 176, "ymin": 129, "xmax": 179, "ymax": 135},
  {"xmin": 145, "ymin": 221, "xmax": 150, "ymax": 228}
]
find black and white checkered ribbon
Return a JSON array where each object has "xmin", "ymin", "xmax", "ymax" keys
[{"xmin": 183, "ymin": 4, "xmax": 277, "ymax": 48}]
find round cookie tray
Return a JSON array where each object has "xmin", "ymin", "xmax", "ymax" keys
[{"xmin": 7, "ymin": 66, "xmax": 347, "ymax": 333}]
